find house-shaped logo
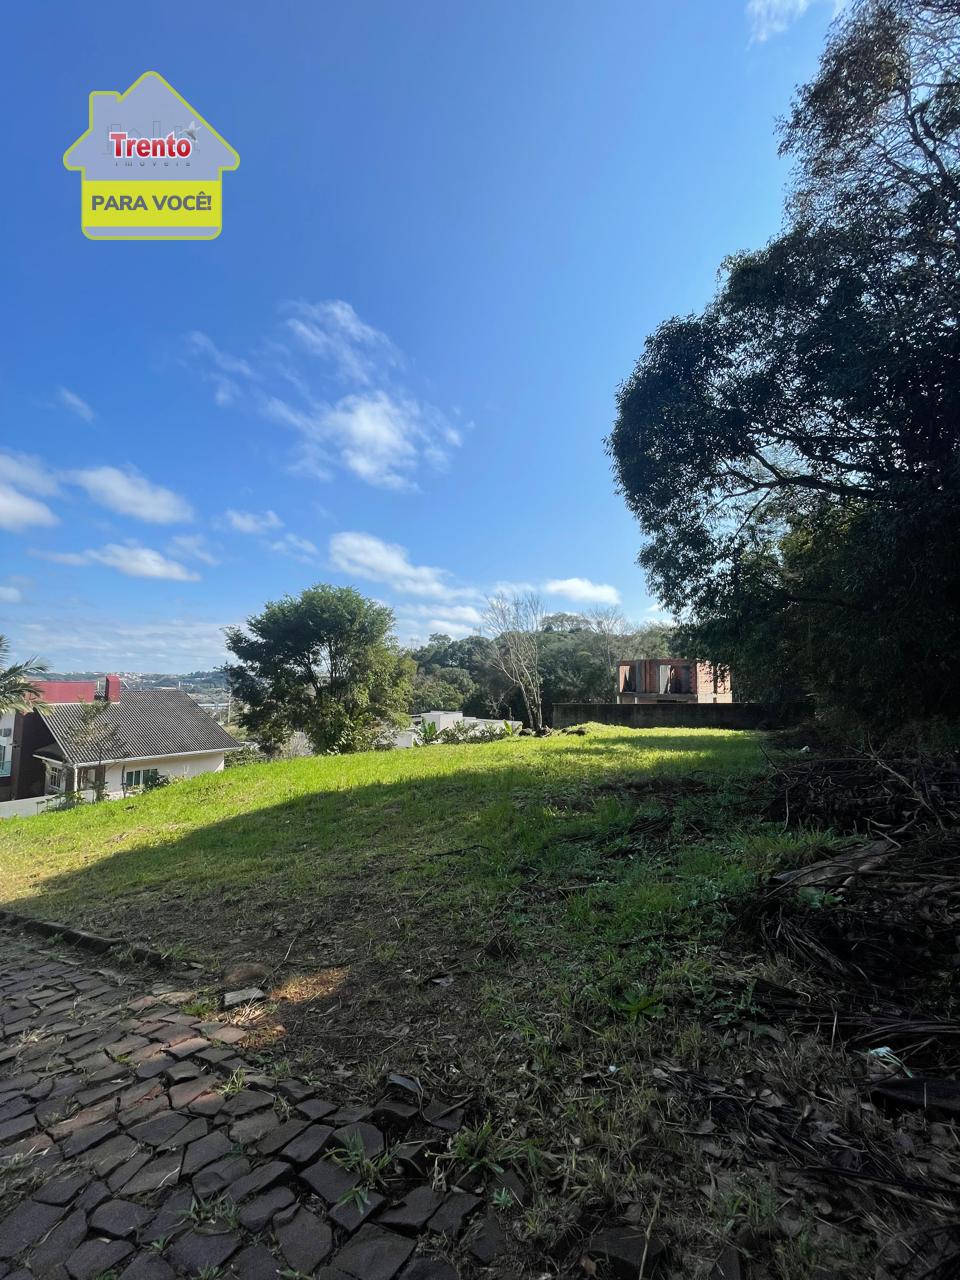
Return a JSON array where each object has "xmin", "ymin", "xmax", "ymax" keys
[{"xmin": 63, "ymin": 71, "xmax": 239, "ymax": 241}]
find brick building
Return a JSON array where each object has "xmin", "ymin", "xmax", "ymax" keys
[{"xmin": 616, "ymin": 658, "xmax": 732, "ymax": 705}]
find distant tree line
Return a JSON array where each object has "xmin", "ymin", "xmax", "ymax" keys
[
  {"xmin": 222, "ymin": 584, "xmax": 675, "ymax": 752},
  {"xmin": 608, "ymin": 0, "xmax": 960, "ymax": 729},
  {"xmin": 408, "ymin": 605, "xmax": 673, "ymax": 727}
]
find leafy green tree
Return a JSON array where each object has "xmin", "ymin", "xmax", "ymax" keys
[
  {"xmin": 410, "ymin": 667, "xmax": 476, "ymax": 713},
  {"xmin": 0, "ymin": 636, "xmax": 47, "ymax": 714},
  {"xmin": 608, "ymin": 0, "xmax": 960, "ymax": 726},
  {"xmin": 409, "ymin": 633, "xmax": 497, "ymax": 716},
  {"xmin": 225, "ymin": 585, "xmax": 414, "ymax": 753}
]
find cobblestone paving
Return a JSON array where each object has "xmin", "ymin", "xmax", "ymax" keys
[{"xmin": 0, "ymin": 929, "xmax": 504, "ymax": 1280}]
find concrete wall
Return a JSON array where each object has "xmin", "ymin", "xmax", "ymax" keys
[
  {"xmin": 553, "ymin": 702, "xmax": 786, "ymax": 730},
  {"xmin": 0, "ymin": 795, "xmax": 56, "ymax": 819}
]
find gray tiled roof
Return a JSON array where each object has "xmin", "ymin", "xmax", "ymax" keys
[{"xmin": 38, "ymin": 689, "xmax": 241, "ymax": 765}]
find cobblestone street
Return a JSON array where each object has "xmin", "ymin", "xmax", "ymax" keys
[{"xmin": 0, "ymin": 928, "xmax": 504, "ymax": 1280}]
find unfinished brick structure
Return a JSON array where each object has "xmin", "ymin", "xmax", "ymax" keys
[{"xmin": 616, "ymin": 658, "xmax": 732, "ymax": 705}]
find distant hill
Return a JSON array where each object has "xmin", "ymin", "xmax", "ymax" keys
[{"xmin": 43, "ymin": 670, "xmax": 229, "ymax": 695}]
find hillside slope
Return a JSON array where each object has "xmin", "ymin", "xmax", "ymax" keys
[{"xmin": 6, "ymin": 727, "xmax": 944, "ymax": 1277}]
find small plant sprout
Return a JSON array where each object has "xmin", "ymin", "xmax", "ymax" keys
[
  {"xmin": 217, "ymin": 1067, "xmax": 247, "ymax": 1098},
  {"xmin": 330, "ymin": 1131, "xmax": 397, "ymax": 1193}
]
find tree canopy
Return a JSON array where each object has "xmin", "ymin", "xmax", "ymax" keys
[
  {"xmin": 225, "ymin": 585, "xmax": 413, "ymax": 753},
  {"xmin": 408, "ymin": 615, "xmax": 675, "ymax": 725},
  {"xmin": 608, "ymin": 0, "xmax": 960, "ymax": 725}
]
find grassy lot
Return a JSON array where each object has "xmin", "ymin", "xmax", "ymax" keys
[
  {"xmin": 1, "ymin": 725, "xmax": 774, "ymax": 946},
  {"xmin": 2, "ymin": 726, "xmax": 877, "ymax": 1276}
]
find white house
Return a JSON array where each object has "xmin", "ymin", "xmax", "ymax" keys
[{"xmin": 30, "ymin": 687, "xmax": 241, "ymax": 803}]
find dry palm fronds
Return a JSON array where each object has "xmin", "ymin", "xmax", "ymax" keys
[
  {"xmin": 654, "ymin": 1062, "xmax": 960, "ymax": 1209},
  {"xmin": 769, "ymin": 753, "xmax": 960, "ymax": 836}
]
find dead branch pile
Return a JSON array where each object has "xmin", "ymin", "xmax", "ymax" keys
[
  {"xmin": 654, "ymin": 1061, "xmax": 960, "ymax": 1279},
  {"xmin": 656, "ymin": 1061, "xmax": 960, "ymax": 1205},
  {"xmin": 739, "ymin": 834, "xmax": 960, "ymax": 1068},
  {"xmin": 769, "ymin": 753, "xmax": 960, "ymax": 835}
]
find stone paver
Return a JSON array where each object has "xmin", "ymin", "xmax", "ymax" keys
[{"xmin": 0, "ymin": 928, "xmax": 477, "ymax": 1279}]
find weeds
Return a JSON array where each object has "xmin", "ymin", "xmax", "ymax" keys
[
  {"xmin": 330, "ymin": 1130, "xmax": 397, "ymax": 1192},
  {"xmin": 181, "ymin": 1195, "xmax": 239, "ymax": 1230},
  {"xmin": 217, "ymin": 1067, "xmax": 246, "ymax": 1098},
  {"xmin": 445, "ymin": 1118, "xmax": 543, "ymax": 1180},
  {"xmin": 181, "ymin": 994, "xmax": 218, "ymax": 1018}
]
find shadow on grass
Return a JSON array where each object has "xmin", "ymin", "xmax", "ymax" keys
[
  {"xmin": 1, "ymin": 730, "xmax": 763, "ymax": 959},
  {"xmin": 1, "ymin": 729, "xmax": 769, "ymax": 1099}
]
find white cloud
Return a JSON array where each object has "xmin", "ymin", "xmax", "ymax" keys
[
  {"xmin": 224, "ymin": 508, "xmax": 283, "ymax": 534},
  {"xmin": 329, "ymin": 531, "xmax": 475, "ymax": 600},
  {"xmin": 57, "ymin": 387, "xmax": 95, "ymax": 422},
  {"xmin": 396, "ymin": 602, "xmax": 484, "ymax": 626},
  {"xmin": 269, "ymin": 532, "xmax": 318, "ymax": 562},
  {"xmin": 89, "ymin": 544, "xmax": 200, "ymax": 581},
  {"xmin": 391, "ymin": 599, "xmax": 483, "ymax": 640},
  {"xmin": 70, "ymin": 466, "xmax": 193, "ymax": 524},
  {"xmin": 401, "ymin": 619, "xmax": 477, "ymax": 641},
  {"xmin": 0, "ymin": 585, "xmax": 22, "ymax": 604},
  {"xmin": 0, "ymin": 484, "xmax": 58, "ymax": 532},
  {"xmin": 186, "ymin": 300, "xmax": 463, "ymax": 488},
  {"xmin": 0, "ymin": 451, "xmax": 59, "ymax": 497},
  {"xmin": 268, "ymin": 390, "xmax": 455, "ymax": 491},
  {"xmin": 545, "ymin": 577, "xmax": 621, "ymax": 605},
  {"xmin": 285, "ymin": 300, "xmax": 400, "ymax": 385},
  {"xmin": 168, "ymin": 534, "xmax": 219, "ymax": 566},
  {"xmin": 35, "ymin": 543, "xmax": 200, "ymax": 582},
  {"xmin": 213, "ymin": 380, "xmax": 240, "ymax": 407},
  {"xmin": 393, "ymin": 602, "xmax": 486, "ymax": 643},
  {"xmin": 186, "ymin": 332, "xmax": 255, "ymax": 378},
  {"xmin": 186, "ymin": 332, "xmax": 256, "ymax": 408},
  {"xmin": 746, "ymin": 0, "xmax": 840, "ymax": 41}
]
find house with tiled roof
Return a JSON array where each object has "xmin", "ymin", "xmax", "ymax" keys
[{"xmin": 0, "ymin": 675, "xmax": 240, "ymax": 811}]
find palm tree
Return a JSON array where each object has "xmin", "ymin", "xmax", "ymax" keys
[{"xmin": 0, "ymin": 635, "xmax": 48, "ymax": 714}]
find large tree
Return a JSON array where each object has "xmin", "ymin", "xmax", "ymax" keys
[
  {"xmin": 225, "ymin": 585, "xmax": 414, "ymax": 753},
  {"xmin": 608, "ymin": 0, "xmax": 960, "ymax": 725}
]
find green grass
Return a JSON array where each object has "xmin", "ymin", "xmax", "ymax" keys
[{"xmin": 0, "ymin": 725, "xmax": 766, "ymax": 930}]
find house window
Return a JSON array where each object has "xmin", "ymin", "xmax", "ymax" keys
[
  {"xmin": 47, "ymin": 765, "xmax": 63, "ymax": 792},
  {"xmin": 0, "ymin": 745, "xmax": 9, "ymax": 779},
  {"xmin": 124, "ymin": 767, "xmax": 160, "ymax": 788}
]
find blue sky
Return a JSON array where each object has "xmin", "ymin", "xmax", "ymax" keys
[{"xmin": 2, "ymin": 0, "xmax": 837, "ymax": 671}]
